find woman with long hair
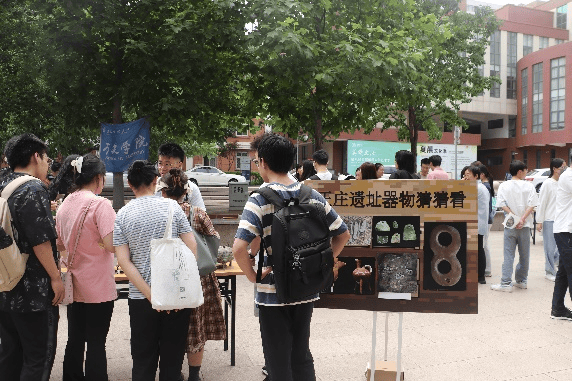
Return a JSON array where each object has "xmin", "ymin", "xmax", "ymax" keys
[
  {"xmin": 299, "ymin": 159, "xmax": 317, "ymax": 181},
  {"xmin": 537, "ymin": 158, "xmax": 567, "ymax": 281},
  {"xmin": 48, "ymin": 154, "xmax": 80, "ymax": 201},
  {"xmin": 158, "ymin": 168, "xmax": 226, "ymax": 381},
  {"xmin": 114, "ymin": 160, "xmax": 198, "ymax": 381},
  {"xmin": 55, "ymin": 153, "xmax": 117, "ymax": 381},
  {"xmin": 390, "ymin": 150, "xmax": 420, "ymax": 179},
  {"xmin": 359, "ymin": 162, "xmax": 378, "ymax": 180}
]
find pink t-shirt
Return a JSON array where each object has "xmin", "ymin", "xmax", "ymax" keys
[
  {"xmin": 56, "ymin": 190, "xmax": 117, "ymax": 303},
  {"xmin": 427, "ymin": 167, "xmax": 450, "ymax": 180}
]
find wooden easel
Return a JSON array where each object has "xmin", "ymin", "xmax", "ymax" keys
[{"xmin": 369, "ymin": 311, "xmax": 403, "ymax": 381}]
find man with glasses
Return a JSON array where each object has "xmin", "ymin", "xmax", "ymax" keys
[
  {"xmin": 155, "ymin": 143, "xmax": 205, "ymax": 211},
  {"xmin": 0, "ymin": 133, "xmax": 63, "ymax": 380}
]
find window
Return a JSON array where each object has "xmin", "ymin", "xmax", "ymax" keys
[
  {"xmin": 487, "ymin": 156, "xmax": 503, "ymax": 166},
  {"xmin": 551, "ymin": 149, "xmax": 556, "ymax": 159},
  {"xmin": 235, "ymin": 130, "xmax": 248, "ymax": 137},
  {"xmin": 556, "ymin": 39, "xmax": 565, "ymax": 45},
  {"xmin": 511, "ymin": 151, "xmax": 517, "ymax": 162},
  {"xmin": 523, "ymin": 35, "xmax": 533, "ymax": 56},
  {"xmin": 532, "ymin": 63, "xmax": 543, "ymax": 133},
  {"xmin": 536, "ymin": 150, "xmax": 541, "ymax": 169},
  {"xmin": 488, "ymin": 119, "xmax": 503, "ymax": 129},
  {"xmin": 507, "ymin": 32, "xmax": 517, "ymax": 99},
  {"xmin": 523, "ymin": 150, "xmax": 528, "ymax": 167},
  {"xmin": 540, "ymin": 37, "xmax": 550, "ymax": 49},
  {"xmin": 557, "ymin": 5, "xmax": 567, "ymax": 29},
  {"xmin": 550, "ymin": 57, "xmax": 565, "ymax": 130},
  {"xmin": 478, "ymin": 65, "xmax": 485, "ymax": 96},
  {"xmin": 236, "ymin": 151, "xmax": 249, "ymax": 170},
  {"xmin": 490, "ymin": 31, "xmax": 501, "ymax": 98},
  {"xmin": 522, "ymin": 68, "xmax": 528, "ymax": 135},
  {"xmin": 209, "ymin": 157, "xmax": 217, "ymax": 167},
  {"xmin": 509, "ymin": 116, "xmax": 516, "ymax": 138}
]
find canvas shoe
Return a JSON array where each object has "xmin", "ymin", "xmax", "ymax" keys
[
  {"xmin": 545, "ymin": 274, "xmax": 556, "ymax": 282},
  {"xmin": 490, "ymin": 283, "xmax": 513, "ymax": 292},
  {"xmin": 551, "ymin": 307, "xmax": 572, "ymax": 321},
  {"xmin": 512, "ymin": 281, "xmax": 527, "ymax": 289}
]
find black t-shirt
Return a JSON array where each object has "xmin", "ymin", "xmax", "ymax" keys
[
  {"xmin": 389, "ymin": 170, "xmax": 420, "ymax": 180},
  {"xmin": 0, "ymin": 172, "xmax": 58, "ymax": 312}
]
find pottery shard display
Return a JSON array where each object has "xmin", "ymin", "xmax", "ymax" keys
[
  {"xmin": 403, "ymin": 224, "xmax": 416, "ymax": 241},
  {"xmin": 391, "ymin": 233, "xmax": 400, "ymax": 244},
  {"xmin": 375, "ymin": 221, "xmax": 390, "ymax": 232},
  {"xmin": 393, "ymin": 221, "xmax": 399, "ymax": 229},
  {"xmin": 377, "ymin": 235, "xmax": 389, "ymax": 244}
]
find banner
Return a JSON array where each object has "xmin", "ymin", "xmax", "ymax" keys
[{"xmin": 100, "ymin": 118, "xmax": 150, "ymax": 173}]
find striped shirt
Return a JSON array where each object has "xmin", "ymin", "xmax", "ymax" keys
[
  {"xmin": 235, "ymin": 182, "xmax": 348, "ymax": 306},
  {"xmin": 113, "ymin": 196, "xmax": 192, "ymax": 299}
]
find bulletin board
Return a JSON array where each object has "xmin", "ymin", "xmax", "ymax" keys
[{"xmin": 306, "ymin": 179, "xmax": 478, "ymax": 314}]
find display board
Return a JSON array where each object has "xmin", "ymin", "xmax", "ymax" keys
[{"xmin": 307, "ymin": 179, "xmax": 478, "ymax": 314}]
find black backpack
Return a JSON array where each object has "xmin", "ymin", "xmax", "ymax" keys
[
  {"xmin": 309, "ymin": 173, "xmax": 338, "ymax": 181},
  {"xmin": 253, "ymin": 185, "xmax": 334, "ymax": 303}
]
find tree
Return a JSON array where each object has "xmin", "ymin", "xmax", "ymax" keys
[
  {"xmin": 376, "ymin": 1, "xmax": 502, "ymax": 161},
  {"xmin": 218, "ymin": 141, "xmax": 239, "ymax": 171},
  {"xmin": 244, "ymin": 0, "xmax": 453, "ymax": 150}
]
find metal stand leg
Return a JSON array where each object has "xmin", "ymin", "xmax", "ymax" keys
[
  {"xmin": 231, "ymin": 275, "xmax": 236, "ymax": 366},
  {"xmin": 384, "ymin": 312, "xmax": 389, "ymax": 361},
  {"xmin": 370, "ymin": 311, "xmax": 377, "ymax": 381},
  {"xmin": 396, "ymin": 312, "xmax": 403, "ymax": 381}
]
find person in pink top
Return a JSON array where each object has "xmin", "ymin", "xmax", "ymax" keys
[
  {"xmin": 54, "ymin": 153, "xmax": 117, "ymax": 381},
  {"xmin": 427, "ymin": 154, "xmax": 450, "ymax": 180}
]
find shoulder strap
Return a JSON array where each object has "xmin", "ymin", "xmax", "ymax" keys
[
  {"xmin": 1, "ymin": 175, "xmax": 38, "ymax": 199},
  {"xmin": 252, "ymin": 187, "xmax": 287, "ymax": 210},
  {"xmin": 67, "ymin": 199, "xmax": 95, "ymax": 271},
  {"xmin": 309, "ymin": 174, "xmax": 320, "ymax": 180},
  {"xmin": 297, "ymin": 184, "xmax": 313, "ymax": 203}
]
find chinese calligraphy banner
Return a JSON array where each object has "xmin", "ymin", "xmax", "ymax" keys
[
  {"xmin": 100, "ymin": 118, "xmax": 150, "ymax": 173},
  {"xmin": 306, "ymin": 179, "xmax": 478, "ymax": 314}
]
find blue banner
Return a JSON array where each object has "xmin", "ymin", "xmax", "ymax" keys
[{"xmin": 100, "ymin": 118, "xmax": 150, "ymax": 173}]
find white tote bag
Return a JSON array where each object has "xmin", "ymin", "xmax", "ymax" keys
[{"xmin": 150, "ymin": 203, "xmax": 203, "ymax": 310}]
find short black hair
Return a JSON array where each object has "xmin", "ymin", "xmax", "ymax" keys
[
  {"xmin": 550, "ymin": 158, "xmax": 565, "ymax": 177},
  {"xmin": 420, "ymin": 158, "xmax": 430, "ymax": 165},
  {"xmin": 128, "ymin": 160, "xmax": 160, "ymax": 189},
  {"xmin": 4, "ymin": 133, "xmax": 48, "ymax": 170},
  {"xmin": 509, "ymin": 160, "xmax": 527, "ymax": 176},
  {"xmin": 312, "ymin": 149, "xmax": 329, "ymax": 165},
  {"xmin": 251, "ymin": 133, "xmax": 295, "ymax": 174},
  {"xmin": 158, "ymin": 142, "xmax": 185, "ymax": 162},
  {"xmin": 395, "ymin": 150, "xmax": 415, "ymax": 173},
  {"xmin": 429, "ymin": 155, "xmax": 442, "ymax": 167},
  {"xmin": 466, "ymin": 165, "xmax": 481, "ymax": 178}
]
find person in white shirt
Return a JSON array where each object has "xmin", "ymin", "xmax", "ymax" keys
[
  {"xmin": 463, "ymin": 166, "xmax": 490, "ymax": 284},
  {"xmin": 154, "ymin": 143, "xmax": 206, "ymax": 211},
  {"xmin": 311, "ymin": 149, "xmax": 333, "ymax": 180},
  {"xmin": 537, "ymin": 158, "xmax": 566, "ymax": 281},
  {"xmin": 491, "ymin": 161, "xmax": 539, "ymax": 292},
  {"xmin": 550, "ymin": 160, "xmax": 572, "ymax": 320}
]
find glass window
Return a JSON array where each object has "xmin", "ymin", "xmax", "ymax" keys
[
  {"xmin": 532, "ymin": 63, "xmax": 543, "ymax": 133},
  {"xmin": 490, "ymin": 31, "xmax": 501, "ymax": 98},
  {"xmin": 550, "ymin": 57, "xmax": 566, "ymax": 130},
  {"xmin": 478, "ymin": 65, "xmax": 485, "ymax": 96},
  {"xmin": 509, "ymin": 116, "xmax": 516, "ymax": 138},
  {"xmin": 523, "ymin": 150, "xmax": 528, "ymax": 167},
  {"xmin": 557, "ymin": 5, "xmax": 567, "ymax": 29},
  {"xmin": 236, "ymin": 151, "xmax": 249, "ymax": 170},
  {"xmin": 521, "ymin": 68, "xmax": 528, "ymax": 135},
  {"xmin": 523, "ymin": 35, "xmax": 533, "ymax": 56},
  {"xmin": 507, "ymin": 32, "xmax": 517, "ymax": 99},
  {"xmin": 536, "ymin": 150, "xmax": 541, "ymax": 169},
  {"xmin": 488, "ymin": 119, "xmax": 503, "ymax": 129},
  {"xmin": 551, "ymin": 149, "xmax": 556, "ymax": 159},
  {"xmin": 540, "ymin": 37, "xmax": 550, "ymax": 49},
  {"xmin": 235, "ymin": 130, "xmax": 248, "ymax": 137},
  {"xmin": 556, "ymin": 39, "xmax": 565, "ymax": 45}
]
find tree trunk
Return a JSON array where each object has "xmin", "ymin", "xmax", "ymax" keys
[
  {"xmin": 314, "ymin": 118, "xmax": 323, "ymax": 151},
  {"xmin": 408, "ymin": 107, "xmax": 419, "ymax": 172},
  {"xmin": 112, "ymin": 43, "xmax": 125, "ymax": 211}
]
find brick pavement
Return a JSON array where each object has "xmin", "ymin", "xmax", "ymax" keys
[{"xmin": 49, "ymin": 230, "xmax": 572, "ymax": 381}]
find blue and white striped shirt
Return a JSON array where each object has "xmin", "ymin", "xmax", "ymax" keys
[
  {"xmin": 113, "ymin": 196, "xmax": 192, "ymax": 299},
  {"xmin": 235, "ymin": 182, "xmax": 348, "ymax": 306}
]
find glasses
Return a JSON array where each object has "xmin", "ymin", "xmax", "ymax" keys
[
  {"xmin": 157, "ymin": 161, "xmax": 180, "ymax": 169},
  {"xmin": 251, "ymin": 158, "xmax": 260, "ymax": 167}
]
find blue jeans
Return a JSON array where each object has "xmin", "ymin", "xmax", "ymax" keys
[
  {"xmin": 501, "ymin": 227, "xmax": 531, "ymax": 285},
  {"xmin": 552, "ymin": 233, "xmax": 572, "ymax": 310},
  {"xmin": 543, "ymin": 221, "xmax": 559, "ymax": 276}
]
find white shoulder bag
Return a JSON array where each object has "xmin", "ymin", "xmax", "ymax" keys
[{"xmin": 150, "ymin": 203, "xmax": 203, "ymax": 310}]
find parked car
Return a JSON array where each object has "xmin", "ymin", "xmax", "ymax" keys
[
  {"xmin": 103, "ymin": 172, "xmax": 129, "ymax": 191},
  {"xmin": 525, "ymin": 168, "xmax": 550, "ymax": 192},
  {"xmin": 185, "ymin": 166, "xmax": 246, "ymax": 186}
]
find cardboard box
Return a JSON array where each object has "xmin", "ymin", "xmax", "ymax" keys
[{"xmin": 365, "ymin": 361, "xmax": 404, "ymax": 381}]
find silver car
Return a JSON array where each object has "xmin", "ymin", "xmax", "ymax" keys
[{"xmin": 185, "ymin": 166, "xmax": 247, "ymax": 186}]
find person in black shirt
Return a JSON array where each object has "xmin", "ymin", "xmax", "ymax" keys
[
  {"xmin": 389, "ymin": 150, "xmax": 420, "ymax": 179},
  {"xmin": 0, "ymin": 133, "xmax": 63, "ymax": 381}
]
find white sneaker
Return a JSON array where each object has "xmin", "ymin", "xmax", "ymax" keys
[
  {"xmin": 513, "ymin": 281, "xmax": 527, "ymax": 289},
  {"xmin": 491, "ymin": 284, "xmax": 513, "ymax": 292},
  {"xmin": 546, "ymin": 274, "xmax": 556, "ymax": 282}
]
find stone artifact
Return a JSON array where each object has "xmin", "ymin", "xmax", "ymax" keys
[
  {"xmin": 391, "ymin": 233, "xmax": 400, "ymax": 244},
  {"xmin": 403, "ymin": 224, "xmax": 416, "ymax": 241},
  {"xmin": 353, "ymin": 259, "xmax": 372, "ymax": 294},
  {"xmin": 375, "ymin": 220, "xmax": 390, "ymax": 232}
]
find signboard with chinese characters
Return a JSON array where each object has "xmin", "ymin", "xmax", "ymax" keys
[
  {"xmin": 306, "ymin": 179, "xmax": 478, "ymax": 314},
  {"xmin": 229, "ymin": 182, "xmax": 249, "ymax": 210},
  {"xmin": 100, "ymin": 118, "xmax": 150, "ymax": 173},
  {"xmin": 416, "ymin": 144, "xmax": 477, "ymax": 176}
]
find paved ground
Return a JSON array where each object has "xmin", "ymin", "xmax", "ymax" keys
[{"xmin": 50, "ymin": 230, "xmax": 572, "ymax": 381}]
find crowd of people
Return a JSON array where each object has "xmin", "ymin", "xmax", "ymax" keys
[{"xmin": 1, "ymin": 132, "xmax": 572, "ymax": 381}]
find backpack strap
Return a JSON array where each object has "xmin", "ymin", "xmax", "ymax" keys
[
  {"xmin": 1, "ymin": 175, "xmax": 38, "ymax": 200},
  {"xmin": 308, "ymin": 174, "xmax": 320, "ymax": 181}
]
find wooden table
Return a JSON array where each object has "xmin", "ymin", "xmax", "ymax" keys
[{"xmin": 112, "ymin": 263, "xmax": 245, "ymax": 366}]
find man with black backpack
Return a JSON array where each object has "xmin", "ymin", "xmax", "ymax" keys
[
  {"xmin": 233, "ymin": 134, "xmax": 350, "ymax": 381},
  {"xmin": 0, "ymin": 134, "xmax": 64, "ymax": 381},
  {"xmin": 309, "ymin": 149, "xmax": 335, "ymax": 180}
]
